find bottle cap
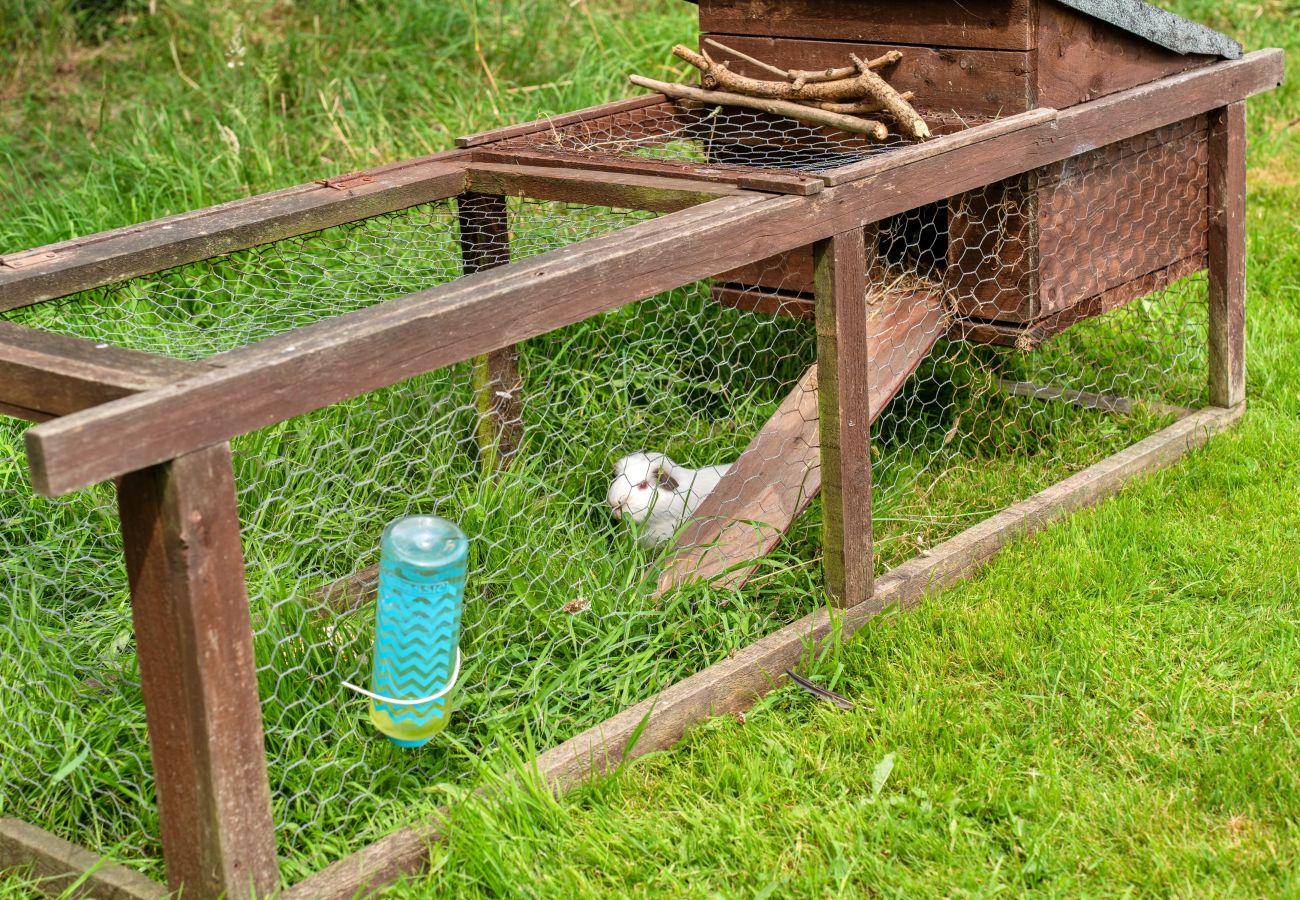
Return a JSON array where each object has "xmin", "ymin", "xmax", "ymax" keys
[{"xmin": 383, "ymin": 515, "xmax": 468, "ymax": 568}]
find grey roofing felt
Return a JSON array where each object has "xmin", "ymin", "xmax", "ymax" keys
[
  {"xmin": 1053, "ymin": 0, "xmax": 1241, "ymax": 58},
  {"xmin": 682, "ymin": 0, "xmax": 1243, "ymax": 59}
]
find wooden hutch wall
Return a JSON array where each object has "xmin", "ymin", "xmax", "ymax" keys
[{"xmin": 703, "ymin": 0, "xmax": 1218, "ymax": 328}]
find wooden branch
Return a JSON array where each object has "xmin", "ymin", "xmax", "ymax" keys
[
  {"xmin": 702, "ymin": 37, "xmax": 790, "ymax": 78},
  {"xmin": 846, "ymin": 54, "xmax": 931, "ymax": 139},
  {"xmin": 801, "ymin": 92, "xmax": 913, "ymax": 115},
  {"xmin": 629, "ymin": 76, "xmax": 888, "ymax": 140},
  {"xmin": 672, "ymin": 44, "xmax": 913, "ymax": 106},
  {"xmin": 787, "ymin": 50, "xmax": 903, "ymax": 84}
]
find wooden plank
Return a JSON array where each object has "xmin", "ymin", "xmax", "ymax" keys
[
  {"xmin": 703, "ymin": 35, "xmax": 1035, "ymax": 119},
  {"xmin": 465, "ymin": 163, "xmax": 747, "ymax": 211},
  {"xmin": 0, "ymin": 818, "xmax": 166, "ymax": 900},
  {"xmin": 947, "ymin": 172, "xmax": 1041, "ymax": 321},
  {"xmin": 951, "ymin": 252, "xmax": 1208, "ymax": 349},
  {"xmin": 695, "ymin": 0, "xmax": 1035, "ymax": 51},
  {"xmin": 0, "ymin": 321, "xmax": 208, "ymax": 418},
  {"xmin": 1035, "ymin": 1, "xmax": 1216, "ymax": 109},
  {"xmin": 458, "ymin": 193, "xmax": 523, "ymax": 470},
  {"xmin": 454, "ymin": 95, "xmax": 669, "ymax": 148},
  {"xmin": 1207, "ymin": 102, "xmax": 1247, "ymax": 408},
  {"xmin": 1036, "ymin": 117, "xmax": 1209, "ymax": 319},
  {"xmin": 26, "ymin": 51, "xmax": 1284, "ymax": 497},
  {"xmin": 822, "ymin": 108, "xmax": 1059, "ymax": 186},
  {"xmin": 116, "ymin": 445, "xmax": 279, "ymax": 898},
  {"xmin": 470, "ymin": 147, "xmax": 824, "ymax": 196},
  {"xmin": 995, "ymin": 379, "xmax": 1194, "ymax": 419},
  {"xmin": 0, "ymin": 161, "xmax": 468, "ymax": 312},
  {"xmin": 712, "ymin": 284, "xmax": 814, "ymax": 319},
  {"xmin": 814, "ymin": 230, "xmax": 873, "ymax": 607},
  {"xmin": 656, "ymin": 288, "xmax": 946, "ymax": 593},
  {"xmin": 283, "ymin": 402, "xmax": 1243, "ymax": 900}
]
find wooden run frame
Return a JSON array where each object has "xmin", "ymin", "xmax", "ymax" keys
[{"xmin": 0, "ymin": 50, "xmax": 1280, "ymax": 898}]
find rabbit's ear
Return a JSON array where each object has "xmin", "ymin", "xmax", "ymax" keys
[{"xmin": 655, "ymin": 463, "xmax": 680, "ymax": 493}]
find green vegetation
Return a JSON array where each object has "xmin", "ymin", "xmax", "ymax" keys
[{"xmin": 2, "ymin": 0, "xmax": 1297, "ymax": 896}]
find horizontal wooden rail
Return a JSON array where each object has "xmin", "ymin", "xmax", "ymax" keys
[
  {"xmin": 0, "ymin": 322, "xmax": 207, "ymax": 422},
  {"xmin": 455, "ymin": 94, "xmax": 670, "ymax": 148},
  {"xmin": 0, "ymin": 160, "xmax": 469, "ymax": 313},
  {"xmin": 0, "ymin": 817, "xmax": 166, "ymax": 899},
  {"xmin": 25, "ymin": 49, "xmax": 1283, "ymax": 496},
  {"xmin": 283, "ymin": 402, "xmax": 1243, "ymax": 899},
  {"xmin": 464, "ymin": 162, "xmax": 747, "ymax": 211}
]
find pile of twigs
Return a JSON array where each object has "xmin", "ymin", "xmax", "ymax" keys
[{"xmin": 630, "ymin": 39, "xmax": 929, "ymax": 141}]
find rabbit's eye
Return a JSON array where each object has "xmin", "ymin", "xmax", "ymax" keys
[{"xmin": 637, "ymin": 481, "xmax": 650, "ymax": 491}]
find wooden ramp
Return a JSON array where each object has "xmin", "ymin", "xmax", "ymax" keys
[{"xmin": 656, "ymin": 288, "xmax": 947, "ymax": 593}]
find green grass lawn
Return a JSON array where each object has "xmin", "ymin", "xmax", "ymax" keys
[{"xmin": 2, "ymin": 0, "xmax": 1298, "ymax": 896}]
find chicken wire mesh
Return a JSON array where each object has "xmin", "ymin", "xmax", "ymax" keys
[{"xmin": 0, "ymin": 114, "xmax": 1210, "ymax": 881}]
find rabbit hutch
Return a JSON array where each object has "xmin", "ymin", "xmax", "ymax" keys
[{"xmin": 0, "ymin": 0, "xmax": 1282, "ymax": 894}]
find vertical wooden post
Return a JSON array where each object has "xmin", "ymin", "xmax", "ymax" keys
[
  {"xmin": 814, "ymin": 227, "xmax": 873, "ymax": 608},
  {"xmin": 1208, "ymin": 101, "xmax": 1247, "ymax": 409},
  {"xmin": 458, "ymin": 192, "xmax": 524, "ymax": 470},
  {"xmin": 117, "ymin": 444, "xmax": 280, "ymax": 898}
]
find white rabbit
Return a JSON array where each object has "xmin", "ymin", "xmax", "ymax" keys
[{"xmin": 607, "ymin": 451, "xmax": 732, "ymax": 548}]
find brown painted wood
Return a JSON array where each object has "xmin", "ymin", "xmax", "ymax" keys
[
  {"xmin": 454, "ymin": 95, "xmax": 670, "ymax": 148},
  {"xmin": 814, "ymin": 230, "xmax": 873, "ymax": 607},
  {"xmin": 26, "ymin": 51, "xmax": 1284, "ymax": 497},
  {"xmin": 696, "ymin": 0, "xmax": 1035, "ymax": 51},
  {"xmin": 1036, "ymin": 116, "xmax": 1210, "ymax": 319},
  {"xmin": 1208, "ymin": 102, "xmax": 1247, "ymax": 408},
  {"xmin": 0, "ymin": 161, "xmax": 468, "ymax": 312},
  {"xmin": 458, "ymin": 193, "xmax": 523, "ymax": 470},
  {"xmin": 116, "ymin": 445, "xmax": 279, "ymax": 898},
  {"xmin": 0, "ymin": 321, "xmax": 207, "ymax": 418},
  {"xmin": 465, "ymin": 162, "xmax": 746, "ymax": 211},
  {"xmin": 995, "ymin": 379, "xmax": 1194, "ymax": 419},
  {"xmin": 951, "ymin": 252, "xmax": 1208, "ymax": 349},
  {"xmin": 821, "ymin": 108, "xmax": 1058, "ymax": 187},
  {"xmin": 703, "ymin": 35, "xmax": 1035, "ymax": 118},
  {"xmin": 470, "ymin": 146, "xmax": 824, "ymax": 196},
  {"xmin": 0, "ymin": 818, "xmax": 166, "ymax": 900},
  {"xmin": 284, "ymin": 402, "xmax": 1243, "ymax": 900},
  {"xmin": 1035, "ymin": 1, "xmax": 1216, "ymax": 109},
  {"xmin": 947, "ymin": 173, "xmax": 1041, "ymax": 321},
  {"xmin": 657, "ymin": 287, "xmax": 945, "ymax": 593},
  {"xmin": 711, "ymin": 284, "xmax": 814, "ymax": 319}
]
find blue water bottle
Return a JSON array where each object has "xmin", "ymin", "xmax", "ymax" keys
[{"xmin": 362, "ymin": 515, "xmax": 468, "ymax": 747}]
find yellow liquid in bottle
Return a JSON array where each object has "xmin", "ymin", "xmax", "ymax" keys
[{"xmin": 369, "ymin": 696, "xmax": 453, "ymax": 747}]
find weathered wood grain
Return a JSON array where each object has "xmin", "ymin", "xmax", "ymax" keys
[
  {"xmin": 284, "ymin": 402, "xmax": 1244, "ymax": 900},
  {"xmin": 695, "ymin": 0, "xmax": 1034, "ymax": 51},
  {"xmin": 454, "ymin": 95, "xmax": 670, "ymax": 148},
  {"xmin": 1035, "ymin": 1, "xmax": 1216, "ymax": 109},
  {"xmin": 0, "ymin": 162, "xmax": 468, "ymax": 312},
  {"xmin": 0, "ymin": 818, "xmax": 166, "ymax": 900},
  {"xmin": 470, "ymin": 146, "xmax": 824, "ymax": 195},
  {"xmin": 995, "ymin": 379, "xmax": 1194, "ymax": 419},
  {"xmin": 0, "ymin": 321, "xmax": 207, "ymax": 419},
  {"xmin": 1208, "ymin": 102, "xmax": 1247, "ymax": 408},
  {"xmin": 116, "ymin": 445, "xmax": 280, "ymax": 898},
  {"xmin": 656, "ymin": 288, "xmax": 945, "ymax": 593},
  {"xmin": 26, "ymin": 50, "xmax": 1284, "ymax": 496},
  {"xmin": 702, "ymin": 35, "xmax": 1035, "ymax": 119},
  {"xmin": 711, "ymin": 284, "xmax": 814, "ymax": 319},
  {"xmin": 459, "ymin": 192, "xmax": 523, "ymax": 471},
  {"xmin": 465, "ymin": 162, "xmax": 747, "ymax": 211},
  {"xmin": 814, "ymin": 230, "xmax": 873, "ymax": 607}
]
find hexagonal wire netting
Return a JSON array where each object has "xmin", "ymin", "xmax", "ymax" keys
[{"xmin": 0, "ymin": 105, "xmax": 1207, "ymax": 882}]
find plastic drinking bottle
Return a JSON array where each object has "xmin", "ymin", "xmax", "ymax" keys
[{"xmin": 367, "ymin": 515, "xmax": 468, "ymax": 747}]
